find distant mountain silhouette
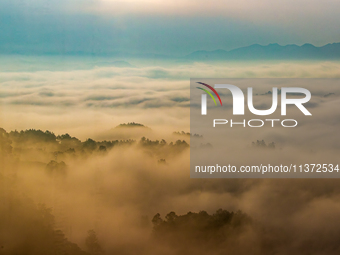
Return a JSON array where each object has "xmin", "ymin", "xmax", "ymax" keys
[
  {"xmin": 184, "ymin": 43, "xmax": 340, "ymax": 60},
  {"xmin": 94, "ymin": 60, "xmax": 134, "ymax": 67}
]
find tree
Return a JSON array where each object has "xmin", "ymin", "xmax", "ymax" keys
[
  {"xmin": 83, "ymin": 139, "xmax": 97, "ymax": 152},
  {"xmin": 0, "ymin": 128, "xmax": 12, "ymax": 155},
  {"xmin": 85, "ymin": 230, "xmax": 104, "ymax": 255},
  {"xmin": 165, "ymin": 211, "xmax": 178, "ymax": 223},
  {"xmin": 98, "ymin": 145, "xmax": 107, "ymax": 152},
  {"xmin": 151, "ymin": 209, "xmax": 254, "ymax": 253},
  {"xmin": 46, "ymin": 160, "xmax": 67, "ymax": 177},
  {"xmin": 152, "ymin": 213, "xmax": 163, "ymax": 226}
]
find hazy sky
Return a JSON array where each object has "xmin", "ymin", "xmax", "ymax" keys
[{"xmin": 1, "ymin": 0, "xmax": 340, "ymax": 55}]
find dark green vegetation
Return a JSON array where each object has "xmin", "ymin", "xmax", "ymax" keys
[
  {"xmin": 0, "ymin": 177, "xmax": 89, "ymax": 255},
  {"xmin": 173, "ymin": 131, "xmax": 202, "ymax": 138},
  {"xmin": 152, "ymin": 209, "xmax": 257, "ymax": 255},
  {"xmin": 0, "ymin": 127, "xmax": 188, "ymax": 164},
  {"xmin": 115, "ymin": 122, "xmax": 150, "ymax": 129},
  {"xmin": 151, "ymin": 208, "xmax": 318, "ymax": 255}
]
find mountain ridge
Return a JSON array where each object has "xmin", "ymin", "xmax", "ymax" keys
[{"xmin": 184, "ymin": 42, "xmax": 340, "ymax": 60}]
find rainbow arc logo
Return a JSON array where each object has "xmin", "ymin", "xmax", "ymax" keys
[{"xmin": 196, "ymin": 82, "xmax": 223, "ymax": 106}]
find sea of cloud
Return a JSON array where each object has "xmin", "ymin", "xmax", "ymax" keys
[{"xmin": 1, "ymin": 58, "xmax": 340, "ymax": 254}]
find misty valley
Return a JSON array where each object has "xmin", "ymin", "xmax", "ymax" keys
[
  {"xmin": 0, "ymin": 55, "xmax": 340, "ymax": 255},
  {"xmin": 1, "ymin": 124, "xmax": 340, "ymax": 255}
]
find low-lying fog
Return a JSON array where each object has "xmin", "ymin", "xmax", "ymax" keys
[{"xmin": 1, "ymin": 58, "xmax": 340, "ymax": 254}]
